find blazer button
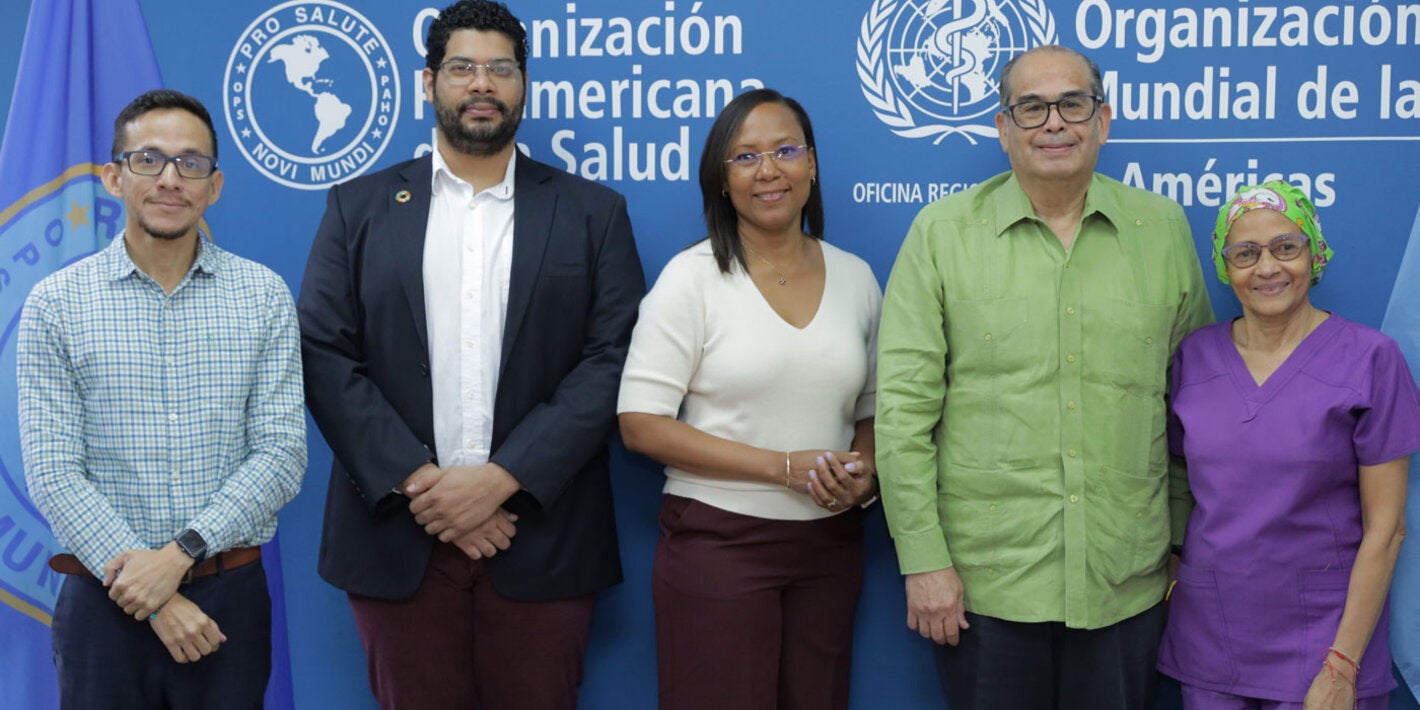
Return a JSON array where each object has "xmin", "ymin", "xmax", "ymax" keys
[{"xmin": 419, "ymin": 363, "xmax": 429, "ymax": 377}]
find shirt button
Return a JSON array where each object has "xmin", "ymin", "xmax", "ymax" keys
[
  {"xmin": 166, "ymin": 357, "xmax": 175, "ymax": 366},
  {"xmin": 988, "ymin": 504, "xmax": 997, "ymax": 512},
  {"xmin": 979, "ymin": 218, "xmax": 988, "ymax": 225},
  {"xmin": 1066, "ymin": 354, "xmax": 1076, "ymax": 363},
  {"xmin": 1136, "ymin": 511, "xmax": 1144, "ymax": 518},
  {"xmin": 1066, "ymin": 400, "xmax": 1077, "ymax": 410},
  {"xmin": 1067, "ymin": 449, "xmax": 1077, "ymax": 458},
  {"xmin": 168, "ymin": 412, "xmax": 178, "ymax": 422},
  {"xmin": 1144, "ymin": 336, "xmax": 1153, "ymax": 345},
  {"xmin": 1070, "ymin": 494, "xmax": 1079, "ymax": 503},
  {"xmin": 984, "ymin": 333, "xmax": 993, "ymax": 341},
  {"xmin": 1066, "ymin": 306, "xmax": 1075, "ymax": 315},
  {"xmin": 171, "ymin": 469, "xmax": 180, "ymax": 480},
  {"xmin": 1135, "ymin": 219, "xmax": 1143, "ymax": 226}
]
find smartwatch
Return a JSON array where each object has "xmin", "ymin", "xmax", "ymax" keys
[{"xmin": 175, "ymin": 529, "xmax": 208, "ymax": 566}]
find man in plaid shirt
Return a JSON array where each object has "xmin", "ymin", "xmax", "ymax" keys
[{"xmin": 17, "ymin": 89, "xmax": 306, "ymax": 709}]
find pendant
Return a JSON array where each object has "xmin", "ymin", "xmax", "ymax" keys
[{"xmin": 777, "ymin": 277, "xmax": 787, "ymax": 286}]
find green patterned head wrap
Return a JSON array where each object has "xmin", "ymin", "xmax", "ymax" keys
[{"xmin": 1212, "ymin": 180, "xmax": 1333, "ymax": 286}]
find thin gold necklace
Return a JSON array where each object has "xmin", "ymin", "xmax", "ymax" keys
[{"xmin": 742, "ymin": 243, "xmax": 788, "ymax": 286}]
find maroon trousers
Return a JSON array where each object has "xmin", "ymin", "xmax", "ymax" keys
[
  {"xmin": 653, "ymin": 495, "xmax": 864, "ymax": 710},
  {"xmin": 347, "ymin": 542, "xmax": 596, "ymax": 710}
]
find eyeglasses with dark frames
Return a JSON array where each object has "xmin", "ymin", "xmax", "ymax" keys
[
  {"xmin": 114, "ymin": 150, "xmax": 218, "ymax": 179},
  {"xmin": 1001, "ymin": 95, "xmax": 1104, "ymax": 129}
]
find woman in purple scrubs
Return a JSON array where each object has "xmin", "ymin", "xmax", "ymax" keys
[{"xmin": 1158, "ymin": 181, "xmax": 1420, "ymax": 710}]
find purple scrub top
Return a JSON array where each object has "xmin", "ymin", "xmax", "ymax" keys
[{"xmin": 1157, "ymin": 314, "xmax": 1420, "ymax": 701}]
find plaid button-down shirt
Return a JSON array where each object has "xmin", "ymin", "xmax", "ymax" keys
[{"xmin": 18, "ymin": 234, "xmax": 306, "ymax": 576}]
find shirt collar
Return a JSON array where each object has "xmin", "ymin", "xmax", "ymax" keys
[
  {"xmin": 104, "ymin": 230, "xmax": 221, "ymax": 281},
  {"xmin": 430, "ymin": 141, "xmax": 517, "ymax": 201},
  {"xmin": 992, "ymin": 172, "xmax": 1119, "ymax": 237}
]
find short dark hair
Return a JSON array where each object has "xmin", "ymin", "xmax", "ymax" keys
[
  {"xmin": 111, "ymin": 89, "xmax": 218, "ymax": 160},
  {"xmin": 426, "ymin": 0, "xmax": 528, "ymax": 72},
  {"xmin": 697, "ymin": 88, "xmax": 824, "ymax": 275},
  {"xmin": 998, "ymin": 45, "xmax": 1103, "ymax": 106}
]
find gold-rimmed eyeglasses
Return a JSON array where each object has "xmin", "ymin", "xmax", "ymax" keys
[{"xmin": 724, "ymin": 144, "xmax": 809, "ymax": 170}]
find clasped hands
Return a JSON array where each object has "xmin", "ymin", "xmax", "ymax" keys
[
  {"xmin": 403, "ymin": 462, "xmax": 522, "ymax": 560},
  {"xmin": 787, "ymin": 450, "xmax": 877, "ymax": 511},
  {"xmin": 103, "ymin": 543, "xmax": 225, "ymax": 663}
]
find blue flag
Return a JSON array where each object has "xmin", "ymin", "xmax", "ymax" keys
[
  {"xmin": 0, "ymin": 1, "xmax": 160, "ymax": 707},
  {"xmin": 1385, "ymin": 204, "xmax": 1420, "ymax": 700}
]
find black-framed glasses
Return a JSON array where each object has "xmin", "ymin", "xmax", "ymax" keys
[
  {"xmin": 1220, "ymin": 234, "xmax": 1309, "ymax": 269},
  {"xmin": 114, "ymin": 150, "xmax": 217, "ymax": 179},
  {"xmin": 724, "ymin": 144, "xmax": 809, "ymax": 170},
  {"xmin": 439, "ymin": 59, "xmax": 520, "ymax": 84},
  {"xmin": 1002, "ymin": 95, "xmax": 1103, "ymax": 129}
]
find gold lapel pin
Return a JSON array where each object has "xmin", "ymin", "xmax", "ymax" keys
[{"xmin": 395, "ymin": 190, "xmax": 412, "ymax": 203}]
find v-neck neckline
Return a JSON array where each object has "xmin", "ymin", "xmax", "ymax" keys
[
  {"xmin": 744, "ymin": 241, "xmax": 829, "ymax": 331},
  {"xmin": 1221, "ymin": 313, "xmax": 1339, "ymax": 402}
]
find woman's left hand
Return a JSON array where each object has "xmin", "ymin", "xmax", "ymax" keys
[
  {"xmin": 807, "ymin": 450, "xmax": 877, "ymax": 511},
  {"xmin": 1302, "ymin": 661, "xmax": 1356, "ymax": 710}
]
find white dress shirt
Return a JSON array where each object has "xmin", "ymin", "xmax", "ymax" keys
[{"xmin": 423, "ymin": 145, "xmax": 516, "ymax": 467}]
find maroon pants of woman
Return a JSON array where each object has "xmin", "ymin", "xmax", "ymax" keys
[{"xmin": 653, "ymin": 495, "xmax": 865, "ymax": 710}]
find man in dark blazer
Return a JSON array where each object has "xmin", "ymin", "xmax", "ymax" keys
[{"xmin": 297, "ymin": 2, "xmax": 644, "ymax": 707}]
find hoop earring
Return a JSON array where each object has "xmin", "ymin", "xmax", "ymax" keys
[
  {"xmin": 721, "ymin": 189, "xmax": 728, "ymax": 197},
  {"xmin": 811, "ymin": 176, "xmax": 817, "ymax": 185}
]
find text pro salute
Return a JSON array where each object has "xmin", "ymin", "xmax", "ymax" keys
[{"xmin": 297, "ymin": 1, "xmax": 645, "ymax": 707}]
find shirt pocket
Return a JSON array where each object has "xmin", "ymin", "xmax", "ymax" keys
[
  {"xmin": 1159, "ymin": 562, "xmax": 1240, "ymax": 687},
  {"xmin": 194, "ymin": 323, "xmax": 264, "ymax": 450},
  {"xmin": 945, "ymin": 296, "xmax": 1029, "ymax": 379},
  {"xmin": 1085, "ymin": 464, "xmax": 1169, "ymax": 586},
  {"xmin": 939, "ymin": 464, "xmax": 1058, "ymax": 575},
  {"xmin": 1299, "ymin": 568, "xmax": 1351, "ymax": 689},
  {"xmin": 1086, "ymin": 298, "xmax": 1174, "ymax": 395}
]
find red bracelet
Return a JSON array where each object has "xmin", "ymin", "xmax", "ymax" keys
[{"xmin": 1327, "ymin": 646, "xmax": 1360, "ymax": 676}]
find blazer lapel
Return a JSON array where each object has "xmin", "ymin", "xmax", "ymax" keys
[
  {"xmin": 502, "ymin": 153, "xmax": 557, "ymax": 369},
  {"xmin": 389, "ymin": 157, "xmax": 434, "ymax": 353}
]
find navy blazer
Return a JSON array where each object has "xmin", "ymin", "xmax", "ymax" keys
[{"xmin": 298, "ymin": 152, "xmax": 645, "ymax": 601}]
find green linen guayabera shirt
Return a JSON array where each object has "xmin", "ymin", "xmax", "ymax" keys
[{"xmin": 877, "ymin": 171, "xmax": 1214, "ymax": 630}]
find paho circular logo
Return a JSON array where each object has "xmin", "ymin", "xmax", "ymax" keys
[
  {"xmin": 224, "ymin": 1, "xmax": 399, "ymax": 189},
  {"xmin": 858, "ymin": 0, "xmax": 1056, "ymax": 144}
]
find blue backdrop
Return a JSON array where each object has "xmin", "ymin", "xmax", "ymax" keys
[{"xmin": 2, "ymin": 1, "xmax": 1418, "ymax": 708}]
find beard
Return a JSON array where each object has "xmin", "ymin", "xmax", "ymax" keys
[
  {"xmin": 433, "ymin": 87, "xmax": 524, "ymax": 158},
  {"xmin": 136, "ymin": 212, "xmax": 195, "ymax": 241}
]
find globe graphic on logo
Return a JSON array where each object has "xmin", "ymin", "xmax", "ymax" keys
[
  {"xmin": 247, "ymin": 28, "xmax": 375, "ymax": 162},
  {"xmin": 886, "ymin": 0, "xmax": 1032, "ymax": 122}
]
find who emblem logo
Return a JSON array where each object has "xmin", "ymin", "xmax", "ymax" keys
[
  {"xmin": 858, "ymin": 0, "xmax": 1056, "ymax": 144},
  {"xmin": 224, "ymin": 0, "xmax": 400, "ymax": 190}
]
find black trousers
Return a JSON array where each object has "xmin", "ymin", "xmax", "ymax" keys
[
  {"xmin": 935, "ymin": 603, "xmax": 1166, "ymax": 710},
  {"xmin": 52, "ymin": 560, "xmax": 271, "ymax": 710}
]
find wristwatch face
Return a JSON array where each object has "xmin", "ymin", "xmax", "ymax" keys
[{"xmin": 176, "ymin": 529, "xmax": 207, "ymax": 563}]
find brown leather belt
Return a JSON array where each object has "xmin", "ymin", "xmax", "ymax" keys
[{"xmin": 48, "ymin": 547, "xmax": 262, "ymax": 582}]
